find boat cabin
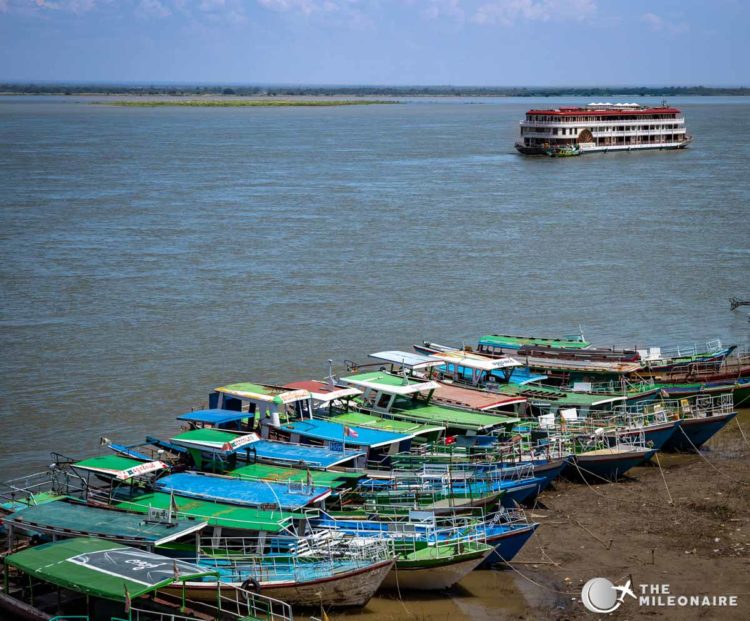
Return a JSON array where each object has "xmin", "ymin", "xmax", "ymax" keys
[
  {"xmin": 209, "ymin": 382, "xmax": 315, "ymax": 430},
  {"xmin": 339, "ymin": 368, "xmax": 521, "ymax": 434}
]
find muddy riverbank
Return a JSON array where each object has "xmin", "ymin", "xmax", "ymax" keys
[{"xmin": 331, "ymin": 409, "xmax": 750, "ymax": 620}]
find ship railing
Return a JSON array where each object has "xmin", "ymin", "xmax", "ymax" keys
[
  {"xmin": 519, "ymin": 117, "xmax": 686, "ymax": 128},
  {"xmin": 0, "ymin": 464, "xmax": 89, "ymax": 507},
  {"xmin": 216, "ymin": 585, "xmax": 294, "ymax": 621},
  {"xmin": 191, "ymin": 537, "xmax": 393, "ymax": 583},
  {"xmin": 657, "ymin": 339, "xmax": 724, "ymax": 359},
  {"xmin": 416, "ymin": 461, "xmax": 535, "ymax": 483},
  {"xmin": 628, "ymin": 393, "xmax": 734, "ymax": 419},
  {"xmin": 0, "ymin": 471, "xmax": 57, "ymax": 508},
  {"xmin": 129, "ymin": 585, "xmax": 294, "ymax": 621},
  {"xmin": 320, "ymin": 520, "xmax": 487, "ymax": 550},
  {"xmin": 125, "ymin": 607, "xmax": 199, "ymax": 621},
  {"xmin": 557, "ymin": 418, "xmax": 647, "ymax": 451},
  {"xmin": 198, "ymin": 530, "xmax": 392, "ymax": 563},
  {"xmin": 660, "ymin": 359, "xmax": 728, "ymax": 380},
  {"xmin": 574, "ymin": 378, "xmax": 656, "ymax": 394}
]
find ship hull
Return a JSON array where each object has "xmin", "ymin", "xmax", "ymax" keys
[
  {"xmin": 172, "ymin": 559, "xmax": 394, "ymax": 607},
  {"xmin": 381, "ymin": 550, "xmax": 491, "ymax": 591},
  {"xmin": 480, "ymin": 523, "xmax": 539, "ymax": 567},
  {"xmin": 661, "ymin": 412, "xmax": 737, "ymax": 452},
  {"xmin": 565, "ymin": 449, "xmax": 655, "ymax": 482}
]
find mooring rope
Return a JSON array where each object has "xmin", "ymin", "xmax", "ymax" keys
[
  {"xmin": 734, "ymin": 416, "xmax": 750, "ymax": 449},
  {"xmin": 677, "ymin": 425, "xmax": 750, "ymax": 487},
  {"xmin": 652, "ymin": 450, "xmax": 674, "ymax": 505},
  {"xmin": 498, "ymin": 553, "xmax": 577, "ymax": 596}
]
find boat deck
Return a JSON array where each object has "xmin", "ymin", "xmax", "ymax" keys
[{"xmin": 432, "ymin": 383, "xmax": 526, "ymax": 411}]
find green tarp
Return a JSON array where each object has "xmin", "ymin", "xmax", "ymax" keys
[{"xmin": 5, "ymin": 537, "xmax": 215, "ymax": 602}]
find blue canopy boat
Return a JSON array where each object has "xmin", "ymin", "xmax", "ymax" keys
[{"xmin": 153, "ymin": 472, "xmax": 331, "ymax": 511}]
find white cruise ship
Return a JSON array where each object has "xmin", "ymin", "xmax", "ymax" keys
[{"xmin": 515, "ymin": 102, "xmax": 692, "ymax": 156}]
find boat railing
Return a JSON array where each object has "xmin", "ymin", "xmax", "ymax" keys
[
  {"xmin": 198, "ymin": 530, "xmax": 393, "ymax": 562},
  {"xmin": 653, "ymin": 339, "xmax": 724, "ymax": 359},
  {"xmin": 627, "ymin": 393, "xmax": 734, "ymax": 419},
  {"xmin": 125, "ymin": 607, "xmax": 202, "ymax": 621},
  {"xmin": 0, "ymin": 467, "xmax": 81, "ymax": 508},
  {"xmin": 216, "ymin": 585, "xmax": 294, "ymax": 621},
  {"xmin": 574, "ymin": 378, "xmax": 657, "ymax": 394},
  {"xmin": 323, "ymin": 520, "xmax": 487, "ymax": 548},
  {"xmin": 149, "ymin": 583, "xmax": 294, "ymax": 621},
  {"xmin": 192, "ymin": 536, "xmax": 393, "ymax": 583}
]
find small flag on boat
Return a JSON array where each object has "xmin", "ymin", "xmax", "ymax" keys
[
  {"xmin": 124, "ymin": 585, "xmax": 131, "ymax": 613},
  {"xmin": 444, "ymin": 435, "xmax": 457, "ymax": 445},
  {"xmin": 344, "ymin": 425, "xmax": 359, "ymax": 438}
]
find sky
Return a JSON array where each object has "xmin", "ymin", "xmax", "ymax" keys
[{"xmin": 0, "ymin": 0, "xmax": 748, "ymax": 86}]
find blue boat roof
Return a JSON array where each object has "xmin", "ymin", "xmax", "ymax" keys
[
  {"xmin": 280, "ymin": 418, "xmax": 410, "ymax": 448},
  {"xmin": 177, "ymin": 409, "xmax": 251, "ymax": 425},
  {"xmin": 253, "ymin": 440, "xmax": 364, "ymax": 469},
  {"xmin": 155, "ymin": 472, "xmax": 331, "ymax": 511}
]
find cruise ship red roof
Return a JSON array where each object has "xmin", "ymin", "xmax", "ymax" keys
[{"xmin": 527, "ymin": 107, "xmax": 680, "ymax": 116}]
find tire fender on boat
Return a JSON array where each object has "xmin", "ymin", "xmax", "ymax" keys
[{"xmin": 241, "ymin": 578, "xmax": 262, "ymax": 592}]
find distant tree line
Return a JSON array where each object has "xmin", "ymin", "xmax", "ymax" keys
[{"xmin": 1, "ymin": 83, "xmax": 749, "ymax": 97}]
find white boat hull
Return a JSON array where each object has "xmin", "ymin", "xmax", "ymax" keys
[{"xmin": 380, "ymin": 550, "xmax": 491, "ymax": 591}]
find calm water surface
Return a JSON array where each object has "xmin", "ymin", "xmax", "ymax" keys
[{"xmin": 1, "ymin": 95, "xmax": 749, "ymax": 479}]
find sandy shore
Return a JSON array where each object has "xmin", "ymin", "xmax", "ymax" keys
[{"xmin": 330, "ymin": 408, "xmax": 750, "ymax": 620}]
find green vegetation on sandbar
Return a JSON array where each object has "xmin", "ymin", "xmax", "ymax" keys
[{"xmin": 104, "ymin": 99, "xmax": 399, "ymax": 107}]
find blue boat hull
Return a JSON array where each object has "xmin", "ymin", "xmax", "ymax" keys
[
  {"xmin": 661, "ymin": 412, "xmax": 737, "ymax": 452},
  {"xmin": 531, "ymin": 458, "xmax": 568, "ymax": 491},
  {"xmin": 500, "ymin": 480, "xmax": 544, "ymax": 507},
  {"xmin": 565, "ymin": 449, "xmax": 656, "ymax": 482},
  {"xmin": 481, "ymin": 524, "xmax": 539, "ymax": 567},
  {"xmin": 604, "ymin": 421, "xmax": 679, "ymax": 453}
]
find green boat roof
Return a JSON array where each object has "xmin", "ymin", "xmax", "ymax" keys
[
  {"xmin": 4, "ymin": 537, "xmax": 216, "ymax": 602},
  {"xmin": 215, "ymin": 382, "xmax": 311, "ymax": 404},
  {"xmin": 113, "ymin": 492, "xmax": 296, "ymax": 533},
  {"xmin": 479, "ymin": 334, "xmax": 591, "ymax": 349},
  {"xmin": 5, "ymin": 500, "xmax": 207, "ymax": 546},
  {"xmin": 341, "ymin": 371, "xmax": 440, "ymax": 395},
  {"xmin": 496, "ymin": 384, "xmax": 626, "ymax": 407},
  {"xmin": 229, "ymin": 463, "xmax": 361, "ymax": 487},
  {"xmin": 345, "ymin": 371, "xmax": 427, "ymax": 387},
  {"xmin": 330, "ymin": 412, "xmax": 444, "ymax": 436},
  {"xmin": 390, "ymin": 401, "xmax": 519, "ymax": 431},
  {"xmin": 172, "ymin": 427, "xmax": 238, "ymax": 445},
  {"xmin": 73, "ymin": 455, "xmax": 168, "ymax": 479}
]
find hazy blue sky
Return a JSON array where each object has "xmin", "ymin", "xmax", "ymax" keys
[{"xmin": 1, "ymin": 0, "xmax": 747, "ymax": 85}]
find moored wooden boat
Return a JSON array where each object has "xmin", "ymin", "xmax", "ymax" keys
[
  {"xmin": 1, "ymin": 537, "xmax": 294, "ymax": 621},
  {"xmin": 658, "ymin": 394, "xmax": 738, "ymax": 452},
  {"xmin": 173, "ymin": 553, "xmax": 395, "ymax": 607},
  {"xmin": 380, "ymin": 540, "xmax": 492, "ymax": 590}
]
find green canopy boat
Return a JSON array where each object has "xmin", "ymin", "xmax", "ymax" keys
[{"xmin": 2, "ymin": 537, "xmax": 293, "ymax": 621}]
